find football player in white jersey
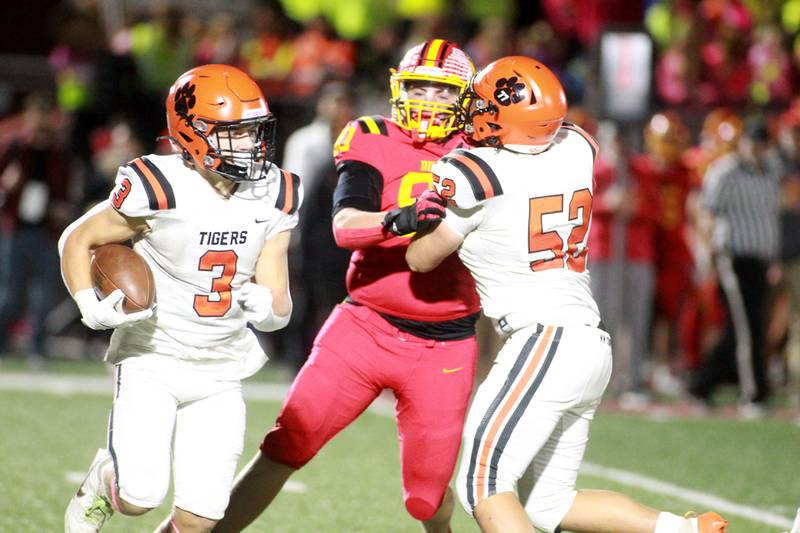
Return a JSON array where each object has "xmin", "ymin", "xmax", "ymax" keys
[
  {"xmin": 59, "ymin": 64, "xmax": 302, "ymax": 533},
  {"xmin": 407, "ymin": 56, "xmax": 728, "ymax": 533}
]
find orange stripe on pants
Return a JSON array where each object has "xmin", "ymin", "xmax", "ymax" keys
[{"xmin": 475, "ymin": 325, "xmax": 554, "ymax": 502}]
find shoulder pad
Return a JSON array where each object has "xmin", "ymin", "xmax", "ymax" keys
[
  {"xmin": 354, "ymin": 115, "xmax": 389, "ymax": 136},
  {"xmin": 560, "ymin": 122, "xmax": 598, "ymax": 163},
  {"xmin": 111, "ymin": 156, "xmax": 176, "ymax": 216},
  {"xmin": 333, "ymin": 116, "xmax": 389, "ymax": 165},
  {"xmin": 432, "ymin": 149, "xmax": 503, "ymax": 209},
  {"xmin": 274, "ymin": 168, "xmax": 303, "ymax": 215}
]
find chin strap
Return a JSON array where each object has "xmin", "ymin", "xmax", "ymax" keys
[{"xmin": 156, "ymin": 135, "xmax": 193, "ymax": 163}]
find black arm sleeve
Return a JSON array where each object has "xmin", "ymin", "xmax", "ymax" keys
[{"xmin": 332, "ymin": 160, "xmax": 384, "ymax": 216}]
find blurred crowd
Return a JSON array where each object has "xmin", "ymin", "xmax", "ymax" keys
[
  {"xmin": 1, "ymin": 0, "xmax": 799, "ymax": 415},
  {"xmin": 585, "ymin": 107, "xmax": 800, "ymax": 417}
]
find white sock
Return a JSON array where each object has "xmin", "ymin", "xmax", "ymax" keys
[
  {"xmin": 97, "ymin": 463, "xmax": 112, "ymax": 500},
  {"xmin": 654, "ymin": 512, "xmax": 689, "ymax": 533}
]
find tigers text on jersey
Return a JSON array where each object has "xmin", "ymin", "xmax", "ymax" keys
[
  {"xmin": 432, "ymin": 125, "xmax": 601, "ymax": 329},
  {"xmin": 333, "ymin": 115, "xmax": 480, "ymax": 321},
  {"xmin": 107, "ymin": 154, "xmax": 301, "ymax": 365}
]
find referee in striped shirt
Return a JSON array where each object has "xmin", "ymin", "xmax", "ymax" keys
[{"xmin": 690, "ymin": 117, "xmax": 780, "ymax": 415}]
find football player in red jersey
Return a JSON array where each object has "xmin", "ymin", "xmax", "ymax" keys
[
  {"xmin": 637, "ymin": 112, "xmax": 698, "ymax": 379},
  {"xmin": 215, "ymin": 40, "xmax": 481, "ymax": 532}
]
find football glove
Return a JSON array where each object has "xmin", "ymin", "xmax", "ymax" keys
[
  {"xmin": 382, "ymin": 189, "xmax": 446, "ymax": 236},
  {"xmin": 237, "ymin": 281, "xmax": 290, "ymax": 332},
  {"xmin": 74, "ymin": 288, "xmax": 153, "ymax": 330}
]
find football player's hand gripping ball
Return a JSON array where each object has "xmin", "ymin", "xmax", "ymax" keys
[
  {"xmin": 74, "ymin": 288, "xmax": 153, "ymax": 330},
  {"xmin": 382, "ymin": 189, "xmax": 447, "ymax": 236}
]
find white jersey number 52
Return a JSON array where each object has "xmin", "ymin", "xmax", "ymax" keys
[{"xmin": 528, "ymin": 188, "xmax": 592, "ymax": 273}]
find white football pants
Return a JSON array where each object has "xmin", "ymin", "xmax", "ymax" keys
[
  {"xmin": 107, "ymin": 355, "xmax": 246, "ymax": 520},
  {"xmin": 457, "ymin": 322, "xmax": 613, "ymax": 532}
]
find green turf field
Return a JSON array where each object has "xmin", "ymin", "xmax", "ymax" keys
[{"xmin": 1, "ymin": 367, "xmax": 797, "ymax": 532}]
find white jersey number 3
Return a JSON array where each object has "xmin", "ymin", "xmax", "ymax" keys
[{"xmin": 194, "ymin": 250, "xmax": 239, "ymax": 317}]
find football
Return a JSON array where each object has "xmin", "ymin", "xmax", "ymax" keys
[{"xmin": 91, "ymin": 244, "xmax": 155, "ymax": 313}]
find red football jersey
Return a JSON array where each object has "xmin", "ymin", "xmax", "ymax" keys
[
  {"xmin": 333, "ymin": 115, "xmax": 480, "ymax": 321},
  {"xmin": 631, "ymin": 154, "xmax": 695, "ymax": 266},
  {"xmin": 590, "ymin": 154, "xmax": 660, "ymax": 262}
]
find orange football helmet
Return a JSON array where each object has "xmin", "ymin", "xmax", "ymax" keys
[
  {"xmin": 644, "ymin": 110, "xmax": 690, "ymax": 162},
  {"xmin": 165, "ymin": 64, "xmax": 276, "ymax": 181},
  {"xmin": 700, "ymin": 107, "xmax": 742, "ymax": 154},
  {"xmin": 390, "ymin": 39, "xmax": 474, "ymax": 142},
  {"xmin": 458, "ymin": 56, "xmax": 567, "ymax": 150}
]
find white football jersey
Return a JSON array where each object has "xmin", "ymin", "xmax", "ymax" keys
[
  {"xmin": 432, "ymin": 124, "xmax": 600, "ymax": 330},
  {"xmin": 105, "ymin": 153, "xmax": 302, "ymax": 366}
]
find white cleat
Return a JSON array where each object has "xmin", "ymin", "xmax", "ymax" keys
[
  {"xmin": 681, "ymin": 511, "xmax": 728, "ymax": 532},
  {"xmin": 64, "ymin": 448, "xmax": 114, "ymax": 532}
]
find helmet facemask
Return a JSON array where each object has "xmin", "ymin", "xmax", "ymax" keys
[
  {"xmin": 179, "ymin": 114, "xmax": 277, "ymax": 182},
  {"xmin": 199, "ymin": 116, "xmax": 277, "ymax": 182},
  {"xmin": 389, "ymin": 39, "xmax": 474, "ymax": 142},
  {"xmin": 390, "ymin": 72, "xmax": 466, "ymax": 142},
  {"xmin": 456, "ymin": 85, "xmax": 501, "ymax": 146}
]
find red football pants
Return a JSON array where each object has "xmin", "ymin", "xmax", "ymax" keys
[{"xmin": 261, "ymin": 303, "xmax": 477, "ymax": 521}]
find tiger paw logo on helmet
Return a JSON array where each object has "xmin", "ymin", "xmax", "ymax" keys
[
  {"xmin": 174, "ymin": 82, "xmax": 197, "ymax": 124},
  {"xmin": 493, "ymin": 77, "xmax": 528, "ymax": 106}
]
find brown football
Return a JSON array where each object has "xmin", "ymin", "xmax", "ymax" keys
[{"xmin": 91, "ymin": 244, "xmax": 155, "ymax": 313}]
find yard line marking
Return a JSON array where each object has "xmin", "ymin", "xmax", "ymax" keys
[
  {"xmin": 0, "ymin": 373, "xmax": 397, "ymax": 417},
  {"xmin": 65, "ymin": 471, "xmax": 86, "ymax": 484},
  {"xmin": 582, "ymin": 462, "xmax": 794, "ymax": 529},
  {"xmin": 6, "ymin": 372, "xmax": 794, "ymax": 529},
  {"xmin": 282, "ymin": 480, "xmax": 307, "ymax": 494}
]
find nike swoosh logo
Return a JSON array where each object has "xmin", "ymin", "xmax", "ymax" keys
[
  {"xmin": 442, "ymin": 367, "xmax": 464, "ymax": 374},
  {"xmin": 254, "ymin": 218, "xmax": 269, "ymax": 223}
]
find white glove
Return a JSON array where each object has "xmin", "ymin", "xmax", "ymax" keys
[
  {"xmin": 237, "ymin": 281, "xmax": 290, "ymax": 332},
  {"xmin": 74, "ymin": 288, "xmax": 153, "ymax": 331}
]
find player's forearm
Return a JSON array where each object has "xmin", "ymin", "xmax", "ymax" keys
[
  {"xmin": 60, "ymin": 228, "xmax": 95, "ymax": 296},
  {"xmin": 406, "ymin": 233, "xmax": 445, "ymax": 272},
  {"xmin": 253, "ymin": 231, "xmax": 293, "ymax": 319},
  {"xmin": 406, "ymin": 237, "xmax": 440, "ymax": 272},
  {"xmin": 270, "ymin": 288, "xmax": 292, "ymax": 317},
  {"xmin": 59, "ymin": 205, "xmax": 144, "ymax": 296},
  {"xmin": 333, "ymin": 207, "xmax": 387, "ymax": 229},
  {"xmin": 407, "ymin": 222, "xmax": 463, "ymax": 273},
  {"xmin": 332, "ymin": 207, "xmax": 391, "ymax": 249}
]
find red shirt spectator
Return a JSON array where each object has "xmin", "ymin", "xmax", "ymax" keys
[
  {"xmin": 589, "ymin": 153, "xmax": 660, "ymax": 262},
  {"xmin": 542, "ymin": 0, "xmax": 642, "ymax": 45}
]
